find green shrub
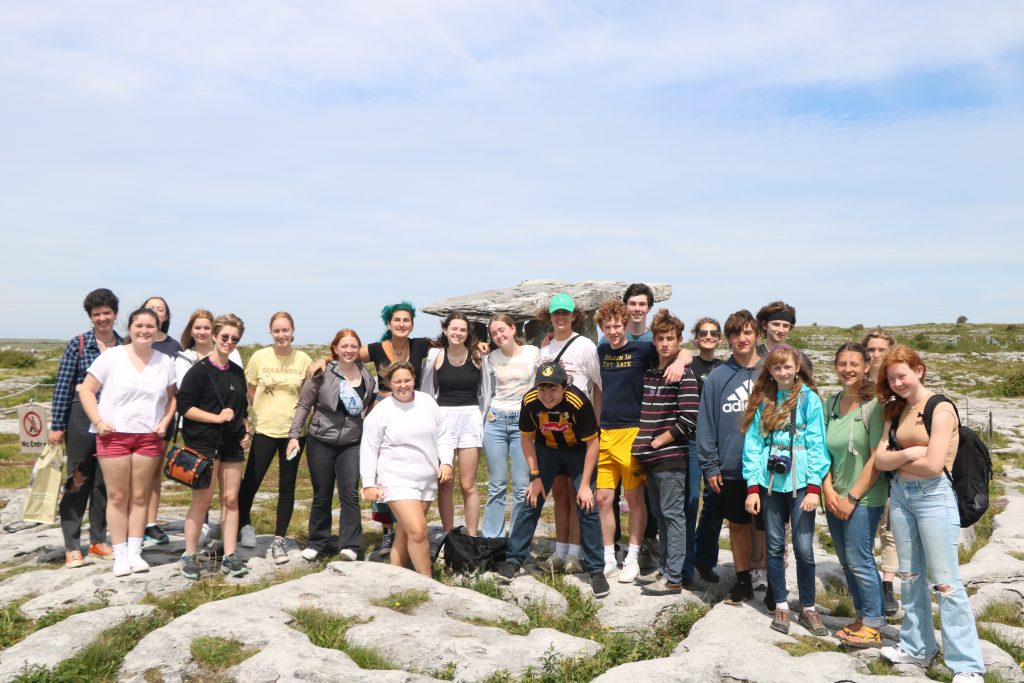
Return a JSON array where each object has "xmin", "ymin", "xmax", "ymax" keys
[
  {"xmin": 1002, "ymin": 370, "xmax": 1024, "ymax": 398},
  {"xmin": 0, "ymin": 350, "xmax": 36, "ymax": 369}
]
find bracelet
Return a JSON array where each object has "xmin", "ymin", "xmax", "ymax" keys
[{"xmin": 529, "ymin": 472, "xmax": 541, "ymax": 482}]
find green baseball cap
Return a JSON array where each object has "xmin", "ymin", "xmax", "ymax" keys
[{"xmin": 548, "ymin": 293, "xmax": 575, "ymax": 313}]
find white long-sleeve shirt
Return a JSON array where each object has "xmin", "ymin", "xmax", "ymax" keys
[{"xmin": 359, "ymin": 392, "xmax": 453, "ymax": 493}]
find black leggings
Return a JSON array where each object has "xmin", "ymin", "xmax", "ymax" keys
[{"xmin": 238, "ymin": 434, "xmax": 303, "ymax": 537}]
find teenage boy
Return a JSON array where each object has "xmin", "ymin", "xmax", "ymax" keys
[
  {"xmin": 632, "ymin": 310, "xmax": 699, "ymax": 595},
  {"xmin": 594, "ymin": 300, "xmax": 689, "ymax": 583},
  {"xmin": 496, "ymin": 362, "xmax": 609, "ymax": 598},
  {"xmin": 755, "ymin": 301, "xmax": 813, "ymax": 376},
  {"xmin": 599, "ymin": 283, "xmax": 654, "ymax": 343},
  {"xmin": 687, "ymin": 318, "xmax": 725, "ymax": 583},
  {"xmin": 696, "ymin": 309, "xmax": 763, "ymax": 604}
]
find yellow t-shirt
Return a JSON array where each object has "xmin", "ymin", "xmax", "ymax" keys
[{"xmin": 245, "ymin": 347, "xmax": 312, "ymax": 438}]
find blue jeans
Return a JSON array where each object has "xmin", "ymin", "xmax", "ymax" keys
[
  {"xmin": 683, "ymin": 449, "xmax": 702, "ymax": 578},
  {"xmin": 890, "ymin": 475, "xmax": 985, "ymax": 673},
  {"xmin": 826, "ymin": 504, "xmax": 885, "ymax": 627},
  {"xmin": 762, "ymin": 488, "xmax": 816, "ymax": 608},
  {"xmin": 506, "ymin": 442, "xmax": 602, "ymax": 573},
  {"xmin": 646, "ymin": 469, "xmax": 687, "ymax": 584},
  {"xmin": 481, "ymin": 410, "xmax": 530, "ymax": 538}
]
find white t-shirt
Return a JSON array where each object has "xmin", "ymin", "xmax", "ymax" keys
[
  {"xmin": 487, "ymin": 345, "xmax": 541, "ymax": 412},
  {"xmin": 539, "ymin": 334, "xmax": 602, "ymax": 398},
  {"xmin": 175, "ymin": 349, "xmax": 243, "ymax": 389},
  {"xmin": 359, "ymin": 392, "xmax": 453, "ymax": 493},
  {"xmin": 86, "ymin": 346, "xmax": 176, "ymax": 433}
]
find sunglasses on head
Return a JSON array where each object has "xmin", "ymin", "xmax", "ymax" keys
[
  {"xmin": 219, "ymin": 334, "xmax": 240, "ymax": 343},
  {"xmin": 696, "ymin": 329, "xmax": 720, "ymax": 338}
]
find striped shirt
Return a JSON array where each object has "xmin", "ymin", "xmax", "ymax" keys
[{"xmin": 632, "ymin": 364, "xmax": 699, "ymax": 472}]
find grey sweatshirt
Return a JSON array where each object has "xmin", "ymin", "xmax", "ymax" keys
[{"xmin": 696, "ymin": 355, "xmax": 762, "ymax": 481}]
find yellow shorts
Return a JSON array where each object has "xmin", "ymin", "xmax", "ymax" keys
[{"xmin": 596, "ymin": 427, "xmax": 645, "ymax": 491}]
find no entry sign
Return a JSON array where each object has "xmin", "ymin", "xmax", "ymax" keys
[{"xmin": 18, "ymin": 404, "xmax": 50, "ymax": 454}]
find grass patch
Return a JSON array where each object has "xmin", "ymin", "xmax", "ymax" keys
[
  {"xmin": 1008, "ymin": 551, "xmax": 1024, "ymax": 562},
  {"xmin": 959, "ymin": 483, "xmax": 1008, "ymax": 565},
  {"xmin": 978, "ymin": 626, "xmax": 1024, "ymax": 677},
  {"xmin": 864, "ymin": 657, "xmax": 901, "ymax": 676},
  {"xmin": 288, "ymin": 606, "xmax": 396, "ymax": 670},
  {"xmin": 977, "ymin": 601, "xmax": 1024, "ymax": 628},
  {"xmin": 190, "ymin": 636, "xmax": 258, "ymax": 671},
  {"xmin": 0, "ymin": 562, "xmax": 58, "ymax": 584},
  {"xmin": 142, "ymin": 564, "xmax": 319, "ymax": 618},
  {"xmin": 817, "ymin": 527, "xmax": 836, "ymax": 555},
  {"xmin": 0, "ymin": 598, "xmax": 108, "ymax": 650},
  {"xmin": 776, "ymin": 634, "xmax": 842, "ymax": 656},
  {"xmin": 818, "ymin": 576, "xmax": 855, "ymax": 618},
  {"xmin": 718, "ymin": 536, "xmax": 732, "ymax": 550},
  {"xmin": 371, "ymin": 589, "xmax": 430, "ymax": 615}
]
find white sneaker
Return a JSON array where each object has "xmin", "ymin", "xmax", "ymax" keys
[
  {"xmin": 603, "ymin": 560, "xmax": 620, "ymax": 578},
  {"xmin": 619, "ymin": 558, "xmax": 641, "ymax": 583},
  {"xmin": 751, "ymin": 569, "xmax": 767, "ymax": 590},
  {"xmin": 951, "ymin": 674, "xmax": 984, "ymax": 682},
  {"xmin": 240, "ymin": 524, "xmax": 257, "ymax": 548},
  {"xmin": 112, "ymin": 558, "xmax": 131, "ymax": 577},
  {"xmin": 129, "ymin": 553, "xmax": 150, "ymax": 573},
  {"xmin": 338, "ymin": 548, "xmax": 357, "ymax": 562},
  {"xmin": 880, "ymin": 644, "xmax": 932, "ymax": 669},
  {"xmin": 300, "ymin": 547, "xmax": 319, "ymax": 562}
]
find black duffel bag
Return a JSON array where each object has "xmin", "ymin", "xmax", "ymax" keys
[{"xmin": 434, "ymin": 525, "xmax": 507, "ymax": 573}]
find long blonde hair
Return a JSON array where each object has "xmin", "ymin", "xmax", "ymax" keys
[{"xmin": 741, "ymin": 345, "xmax": 817, "ymax": 435}]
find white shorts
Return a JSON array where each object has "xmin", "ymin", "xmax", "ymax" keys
[
  {"xmin": 440, "ymin": 405, "xmax": 483, "ymax": 449},
  {"xmin": 382, "ymin": 485, "xmax": 437, "ymax": 503}
]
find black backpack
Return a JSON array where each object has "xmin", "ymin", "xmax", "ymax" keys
[{"xmin": 922, "ymin": 395, "xmax": 992, "ymax": 528}]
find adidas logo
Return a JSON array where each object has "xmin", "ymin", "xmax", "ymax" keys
[{"xmin": 722, "ymin": 379, "xmax": 755, "ymax": 413}]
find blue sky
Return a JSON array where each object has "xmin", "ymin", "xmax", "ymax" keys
[{"xmin": 2, "ymin": 1, "xmax": 1022, "ymax": 344}]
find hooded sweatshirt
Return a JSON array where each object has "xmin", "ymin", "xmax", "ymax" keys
[{"xmin": 696, "ymin": 356, "xmax": 762, "ymax": 481}]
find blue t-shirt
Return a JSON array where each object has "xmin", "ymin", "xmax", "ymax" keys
[
  {"xmin": 598, "ymin": 330, "xmax": 653, "ymax": 345},
  {"xmin": 597, "ymin": 340, "xmax": 659, "ymax": 428}
]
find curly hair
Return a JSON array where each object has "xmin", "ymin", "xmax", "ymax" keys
[
  {"xmin": 741, "ymin": 345, "xmax": 817, "ymax": 435},
  {"xmin": 650, "ymin": 308, "xmax": 684, "ymax": 338},
  {"xmin": 83, "ymin": 288, "xmax": 119, "ymax": 315},
  {"xmin": 594, "ymin": 300, "xmax": 628, "ymax": 329}
]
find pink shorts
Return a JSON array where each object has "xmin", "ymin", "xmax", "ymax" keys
[{"xmin": 96, "ymin": 432, "xmax": 164, "ymax": 458}]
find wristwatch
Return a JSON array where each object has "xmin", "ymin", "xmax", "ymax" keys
[
  {"xmin": 846, "ymin": 492, "xmax": 861, "ymax": 505},
  {"xmin": 529, "ymin": 469, "xmax": 541, "ymax": 482}
]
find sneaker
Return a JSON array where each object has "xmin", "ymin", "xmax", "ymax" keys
[
  {"xmin": 239, "ymin": 524, "xmax": 257, "ymax": 548},
  {"xmin": 379, "ymin": 529, "xmax": 395, "ymax": 556},
  {"xmin": 880, "ymin": 644, "xmax": 933, "ymax": 669},
  {"xmin": 301, "ymin": 547, "xmax": 319, "ymax": 562},
  {"xmin": 112, "ymin": 549, "xmax": 131, "ymax": 577},
  {"xmin": 751, "ymin": 569, "xmax": 768, "ymax": 590},
  {"xmin": 198, "ymin": 523, "xmax": 211, "ymax": 549},
  {"xmin": 200, "ymin": 541, "xmax": 224, "ymax": 561},
  {"xmin": 635, "ymin": 570, "xmax": 662, "ymax": 586},
  {"xmin": 495, "ymin": 562, "xmax": 521, "ymax": 584},
  {"xmin": 590, "ymin": 572, "xmax": 610, "ymax": 598},
  {"xmin": 883, "ymin": 580, "xmax": 898, "ymax": 617},
  {"xmin": 618, "ymin": 558, "xmax": 641, "ymax": 583},
  {"xmin": 535, "ymin": 554, "xmax": 566, "ymax": 573},
  {"xmin": 180, "ymin": 553, "xmax": 200, "ymax": 580},
  {"xmin": 143, "ymin": 524, "xmax": 169, "ymax": 546},
  {"xmin": 603, "ymin": 560, "xmax": 621, "ymax": 578},
  {"xmin": 129, "ymin": 553, "xmax": 150, "ymax": 573},
  {"xmin": 696, "ymin": 563, "xmax": 720, "ymax": 583},
  {"xmin": 771, "ymin": 608, "xmax": 791, "ymax": 634},
  {"xmin": 221, "ymin": 553, "xmax": 250, "ymax": 578},
  {"xmin": 798, "ymin": 609, "xmax": 828, "ymax": 636},
  {"xmin": 562, "ymin": 556, "xmax": 584, "ymax": 574},
  {"xmin": 638, "ymin": 538, "xmax": 659, "ymax": 572},
  {"xmin": 641, "ymin": 577, "xmax": 683, "ymax": 596},
  {"xmin": 87, "ymin": 543, "xmax": 114, "ymax": 561},
  {"xmin": 271, "ymin": 536, "xmax": 289, "ymax": 565},
  {"xmin": 724, "ymin": 574, "xmax": 753, "ymax": 605},
  {"xmin": 65, "ymin": 550, "xmax": 84, "ymax": 569},
  {"xmin": 951, "ymin": 674, "xmax": 984, "ymax": 682},
  {"xmin": 338, "ymin": 548, "xmax": 357, "ymax": 562}
]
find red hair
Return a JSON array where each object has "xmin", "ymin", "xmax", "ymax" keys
[
  {"xmin": 330, "ymin": 328, "xmax": 362, "ymax": 360},
  {"xmin": 876, "ymin": 345, "xmax": 927, "ymax": 422}
]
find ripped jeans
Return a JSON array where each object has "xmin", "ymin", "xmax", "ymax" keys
[{"xmin": 889, "ymin": 474, "xmax": 984, "ymax": 674}]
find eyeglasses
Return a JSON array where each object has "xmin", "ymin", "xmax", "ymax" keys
[
  {"xmin": 219, "ymin": 334, "xmax": 240, "ymax": 343},
  {"xmin": 696, "ymin": 330, "xmax": 721, "ymax": 338}
]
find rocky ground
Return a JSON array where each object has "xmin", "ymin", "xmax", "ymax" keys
[{"xmin": 0, "ymin": 471, "xmax": 1023, "ymax": 683}]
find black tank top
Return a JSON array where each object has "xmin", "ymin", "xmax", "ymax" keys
[{"xmin": 437, "ymin": 351, "xmax": 480, "ymax": 407}]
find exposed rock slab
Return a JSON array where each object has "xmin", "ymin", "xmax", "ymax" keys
[
  {"xmin": 962, "ymin": 485, "xmax": 1024, "ymax": 587},
  {"xmin": 499, "ymin": 574, "xmax": 569, "ymax": 618},
  {"xmin": 0, "ymin": 604, "xmax": 155, "ymax": 680}
]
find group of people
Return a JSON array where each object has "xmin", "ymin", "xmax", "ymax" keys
[{"xmin": 48, "ymin": 284, "xmax": 984, "ymax": 681}]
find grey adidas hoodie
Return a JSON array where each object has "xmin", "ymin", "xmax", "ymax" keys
[{"xmin": 696, "ymin": 355, "xmax": 762, "ymax": 481}]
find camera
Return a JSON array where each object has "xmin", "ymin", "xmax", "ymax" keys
[{"xmin": 767, "ymin": 453, "xmax": 791, "ymax": 475}]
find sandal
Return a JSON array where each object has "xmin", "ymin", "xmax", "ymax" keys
[
  {"xmin": 837, "ymin": 619, "xmax": 863, "ymax": 637},
  {"xmin": 836, "ymin": 624, "xmax": 881, "ymax": 648}
]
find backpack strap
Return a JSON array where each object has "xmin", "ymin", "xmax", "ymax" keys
[
  {"xmin": 77, "ymin": 334, "xmax": 85, "ymax": 358},
  {"xmin": 921, "ymin": 393, "xmax": 957, "ymax": 485},
  {"xmin": 552, "ymin": 334, "xmax": 580, "ymax": 364},
  {"xmin": 827, "ymin": 393, "xmax": 841, "ymax": 422}
]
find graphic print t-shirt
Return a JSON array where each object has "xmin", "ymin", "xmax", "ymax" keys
[
  {"xmin": 597, "ymin": 340, "xmax": 659, "ymax": 428},
  {"xmin": 245, "ymin": 347, "xmax": 312, "ymax": 438},
  {"xmin": 519, "ymin": 385, "xmax": 599, "ymax": 450}
]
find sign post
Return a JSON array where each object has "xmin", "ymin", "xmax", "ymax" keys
[{"xmin": 18, "ymin": 403, "xmax": 50, "ymax": 454}]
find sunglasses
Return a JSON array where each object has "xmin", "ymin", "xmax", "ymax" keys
[
  {"xmin": 696, "ymin": 329, "xmax": 721, "ymax": 338},
  {"xmin": 219, "ymin": 334, "xmax": 240, "ymax": 343}
]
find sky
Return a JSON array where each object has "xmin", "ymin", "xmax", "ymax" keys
[{"xmin": 1, "ymin": 1, "xmax": 1023, "ymax": 344}]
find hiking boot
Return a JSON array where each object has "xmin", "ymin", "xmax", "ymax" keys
[
  {"xmin": 65, "ymin": 550, "xmax": 84, "ymax": 569},
  {"xmin": 883, "ymin": 580, "xmax": 899, "ymax": 617},
  {"xmin": 638, "ymin": 538, "xmax": 659, "ymax": 572},
  {"xmin": 379, "ymin": 529, "xmax": 395, "ymax": 556},
  {"xmin": 619, "ymin": 558, "xmax": 641, "ymax": 583},
  {"xmin": 180, "ymin": 553, "xmax": 200, "ymax": 581},
  {"xmin": 535, "ymin": 554, "xmax": 566, "ymax": 573},
  {"xmin": 239, "ymin": 524, "xmax": 257, "ymax": 548},
  {"xmin": 143, "ymin": 524, "xmax": 169, "ymax": 546},
  {"xmin": 724, "ymin": 573, "xmax": 754, "ymax": 605},
  {"xmin": 87, "ymin": 543, "xmax": 114, "ymax": 561},
  {"xmin": 635, "ymin": 570, "xmax": 662, "ymax": 586},
  {"xmin": 221, "ymin": 553, "xmax": 249, "ymax": 578},
  {"xmin": 590, "ymin": 572, "xmax": 610, "ymax": 598},
  {"xmin": 880, "ymin": 644, "xmax": 933, "ymax": 669},
  {"xmin": 495, "ymin": 562, "xmax": 521, "ymax": 584},
  {"xmin": 562, "ymin": 556, "xmax": 584, "ymax": 574},
  {"xmin": 770, "ymin": 609, "xmax": 791, "ymax": 634},
  {"xmin": 641, "ymin": 577, "xmax": 683, "ymax": 596},
  {"xmin": 798, "ymin": 609, "xmax": 828, "ymax": 636},
  {"xmin": 271, "ymin": 536, "xmax": 289, "ymax": 565},
  {"xmin": 696, "ymin": 563, "xmax": 720, "ymax": 583}
]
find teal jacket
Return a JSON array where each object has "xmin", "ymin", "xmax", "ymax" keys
[{"xmin": 742, "ymin": 385, "xmax": 830, "ymax": 495}]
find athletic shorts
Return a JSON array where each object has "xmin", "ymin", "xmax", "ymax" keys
[
  {"xmin": 96, "ymin": 432, "xmax": 164, "ymax": 458},
  {"xmin": 382, "ymin": 485, "xmax": 437, "ymax": 503},
  {"xmin": 440, "ymin": 405, "xmax": 483, "ymax": 449},
  {"xmin": 596, "ymin": 427, "xmax": 645, "ymax": 491},
  {"xmin": 718, "ymin": 478, "xmax": 753, "ymax": 524}
]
